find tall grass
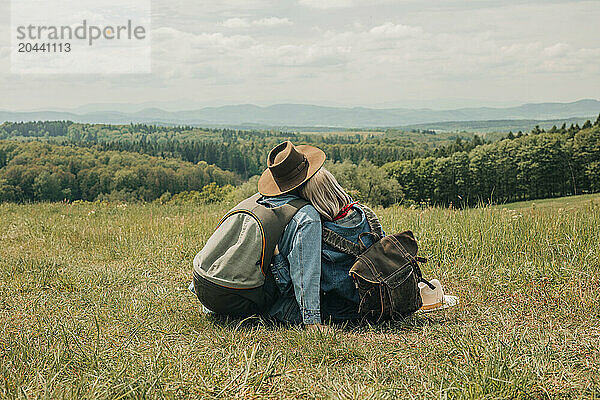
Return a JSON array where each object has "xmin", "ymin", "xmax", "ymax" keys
[{"xmin": 1, "ymin": 196, "xmax": 599, "ymax": 399}]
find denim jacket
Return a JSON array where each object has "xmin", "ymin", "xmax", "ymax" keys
[
  {"xmin": 320, "ymin": 204, "xmax": 377, "ymax": 321},
  {"xmin": 258, "ymin": 194, "xmax": 323, "ymax": 324}
]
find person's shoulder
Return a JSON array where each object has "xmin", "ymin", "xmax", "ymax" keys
[
  {"xmin": 295, "ymin": 203, "xmax": 321, "ymax": 224},
  {"xmin": 259, "ymin": 193, "xmax": 301, "ymax": 208},
  {"xmin": 260, "ymin": 194, "xmax": 321, "ymax": 224}
]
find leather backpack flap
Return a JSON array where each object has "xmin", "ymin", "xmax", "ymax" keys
[
  {"xmin": 389, "ymin": 230, "xmax": 429, "ymax": 280},
  {"xmin": 391, "ymin": 231, "xmax": 419, "ymax": 258},
  {"xmin": 350, "ymin": 230, "xmax": 421, "ymax": 287},
  {"xmin": 349, "ymin": 256, "xmax": 379, "ymax": 284},
  {"xmin": 351, "ymin": 236, "xmax": 410, "ymax": 287}
]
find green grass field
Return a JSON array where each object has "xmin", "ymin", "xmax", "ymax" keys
[{"xmin": 1, "ymin": 195, "xmax": 599, "ymax": 399}]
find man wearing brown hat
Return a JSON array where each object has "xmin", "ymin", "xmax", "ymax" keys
[
  {"xmin": 257, "ymin": 141, "xmax": 326, "ymax": 327},
  {"xmin": 190, "ymin": 141, "xmax": 327, "ymax": 327}
]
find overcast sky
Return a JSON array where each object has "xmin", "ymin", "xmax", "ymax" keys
[{"xmin": 1, "ymin": 0, "xmax": 599, "ymax": 111}]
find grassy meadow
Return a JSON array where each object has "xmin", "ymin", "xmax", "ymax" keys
[{"xmin": 1, "ymin": 195, "xmax": 599, "ymax": 399}]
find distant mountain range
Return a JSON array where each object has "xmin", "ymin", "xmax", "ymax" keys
[{"xmin": 1, "ymin": 99, "xmax": 598, "ymax": 130}]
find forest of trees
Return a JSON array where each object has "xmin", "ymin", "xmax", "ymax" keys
[
  {"xmin": 0, "ymin": 115, "xmax": 599, "ymax": 206},
  {"xmin": 385, "ymin": 127, "xmax": 600, "ymax": 206},
  {"xmin": 0, "ymin": 121, "xmax": 484, "ymax": 179},
  {"xmin": 0, "ymin": 141, "xmax": 238, "ymax": 203}
]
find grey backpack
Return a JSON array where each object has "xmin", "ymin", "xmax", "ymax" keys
[{"xmin": 193, "ymin": 193, "xmax": 307, "ymax": 301}]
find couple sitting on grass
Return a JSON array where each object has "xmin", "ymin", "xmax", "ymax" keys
[{"xmin": 190, "ymin": 141, "xmax": 457, "ymax": 329}]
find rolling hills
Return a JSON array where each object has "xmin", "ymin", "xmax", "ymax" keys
[{"xmin": 1, "ymin": 99, "xmax": 598, "ymax": 130}]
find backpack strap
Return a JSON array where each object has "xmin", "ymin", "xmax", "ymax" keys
[
  {"xmin": 322, "ymin": 227, "xmax": 363, "ymax": 257},
  {"xmin": 237, "ymin": 193, "xmax": 309, "ymax": 272},
  {"xmin": 280, "ymin": 198, "xmax": 310, "ymax": 218},
  {"xmin": 322, "ymin": 204, "xmax": 382, "ymax": 257},
  {"xmin": 266, "ymin": 197, "xmax": 310, "ymax": 230},
  {"xmin": 360, "ymin": 204, "xmax": 384, "ymax": 238}
]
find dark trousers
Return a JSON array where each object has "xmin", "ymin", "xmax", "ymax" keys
[{"xmin": 193, "ymin": 271, "xmax": 278, "ymax": 318}]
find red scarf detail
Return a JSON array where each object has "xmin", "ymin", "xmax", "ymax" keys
[{"xmin": 333, "ymin": 201, "xmax": 359, "ymax": 221}]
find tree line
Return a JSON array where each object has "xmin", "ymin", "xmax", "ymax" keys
[
  {"xmin": 0, "ymin": 121, "xmax": 483, "ymax": 179},
  {"xmin": 383, "ymin": 120, "xmax": 600, "ymax": 206},
  {"xmin": 0, "ymin": 116, "xmax": 599, "ymax": 206}
]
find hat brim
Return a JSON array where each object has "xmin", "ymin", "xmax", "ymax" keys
[
  {"xmin": 417, "ymin": 295, "xmax": 459, "ymax": 313},
  {"xmin": 258, "ymin": 144, "xmax": 326, "ymax": 196}
]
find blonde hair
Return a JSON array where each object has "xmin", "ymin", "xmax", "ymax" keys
[{"xmin": 300, "ymin": 168, "xmax": 353, "ymax": 221}]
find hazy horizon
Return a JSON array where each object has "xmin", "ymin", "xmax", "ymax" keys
[{"xmin": 1, "ymin": 98, "xmax": 599, "ymax": 114}]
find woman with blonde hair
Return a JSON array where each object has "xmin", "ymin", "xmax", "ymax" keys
[
  {"xmin": 263, "ymin": 157, "xmax": 383, "ymax": 326},
  {"xmin": 299, "ymin": 167, "xmax": 383, "ymax": 322}
]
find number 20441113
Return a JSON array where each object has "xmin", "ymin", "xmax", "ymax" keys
[{"xmin": 18, "ymin": 43, "xmax": 71, "ymax": 52}]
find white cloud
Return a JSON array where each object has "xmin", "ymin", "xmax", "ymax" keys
[
  {"xmin": 298, "ymin": 0, "xmax": 394, "ymax": 9},
  {"xmin": 254, "ymin": 43, "xmax": 350, "ymax": 67},
  {"xmin": 543, "ymin": 43, "xmax": 570, "ymax": 58},
  {"xmin": 154, "ymin": 27, "xmax": 254, "ymax": 49},
  {"xmin": 221, "ymin": 17, "xmax": 248, "ymax": 28},
  {"xmin": 368, "ymin": 22, "xmax": 425, "ymax": 39},
  {"xmin": 222, "ymin": 17, "xmax": 292, "ymax": 28},
  {"xmin": 255, "ymin": 17, "xmax": 292, "ymax": 27},
  {"xmin": 298, "ymin": 0, "xmax": 355, "ymax": 9}
]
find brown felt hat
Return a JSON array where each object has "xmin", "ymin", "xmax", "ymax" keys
[{"xmin": 258, "ymin": 141, "xmax": 326, "ymax": 196}]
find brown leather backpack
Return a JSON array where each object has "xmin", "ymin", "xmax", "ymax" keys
[{"xmin": 322, "ymin": 206, "xmax": 433, "ymax": 322}]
